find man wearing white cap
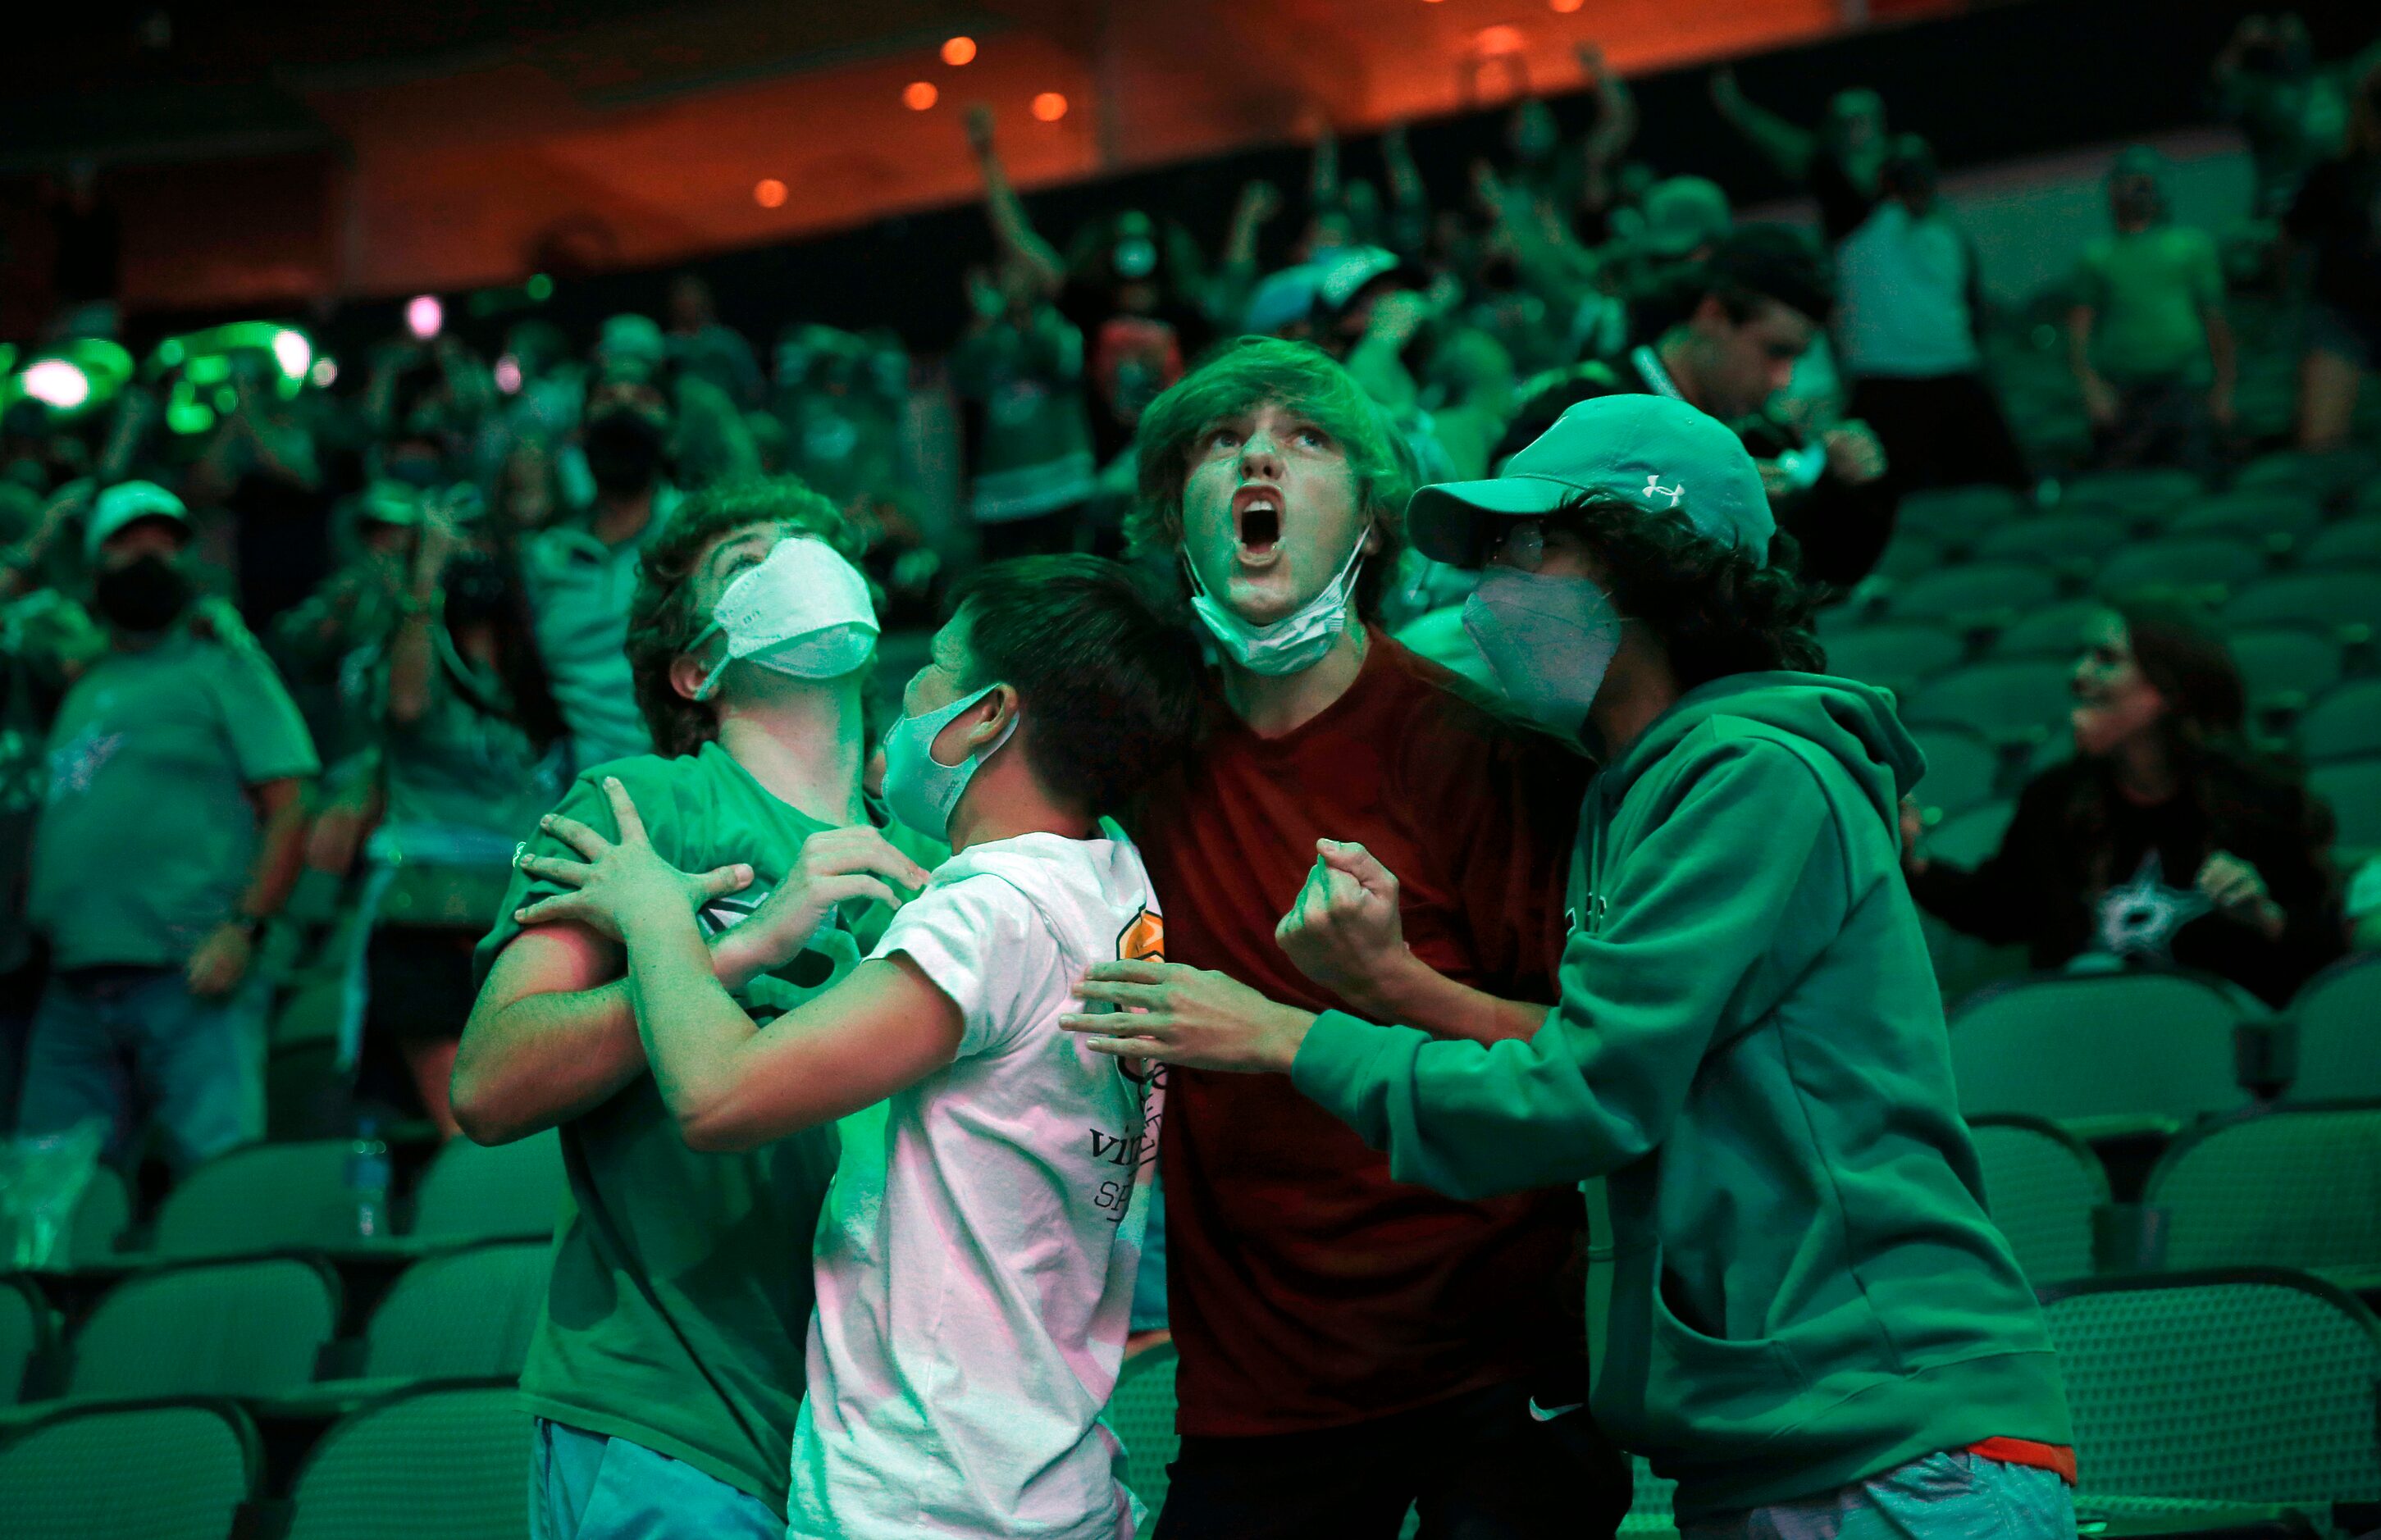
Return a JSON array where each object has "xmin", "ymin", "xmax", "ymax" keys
[
  {"xmin": 19, "ymin": 481, "xmax": 317, "ymax": 1170},
  {"xmin": 1071, "ymin": 394, "xmax": 2078, "ymax": 1540}
]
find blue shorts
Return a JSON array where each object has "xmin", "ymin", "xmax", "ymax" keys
[
  {"xmin": 529, "ymin": 1419, "xmax": 782, "ymax": 1540},
  {"xmin": 1681, "ymin": 1450, "xmax": 2076, "ymax": 1540}
]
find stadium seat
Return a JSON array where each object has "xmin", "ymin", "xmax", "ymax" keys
[
  {"xmin": 408, "ymin": 1131, "xmax": 565, "ymax": 1245},
  {"xmin": 1820, "ymin": 622, "xmax": 1964, "ymax": 700},
  {"xmin": 2288, "ymin": 956, "xmax": 2381, "ymax": 1102},
  {"xmin": 1947, "ymin": 972, "xmax": 2254, "ymax": 1133},
  {"xmin": 1968, "ymin": 1114, "xmax": 2107, "ymax": 1286},
  {"xmin": 1920, "ymin": 802, "xmax": 2030, "ymax": 1008},
  {"xmin": 2310, "ymin": 759, "xmax": 2381, "ymax": 859},
  {"xmin": 2227, "ymin": 572, "xmax": 2381, "ymax": 649},
  {"xmin": 63, "ymin": 1163, "xmax": 128, "ymax": 1269},
  {"xmin": 1106, "ymin": 1339, "xmax": 1180, "ymax": 1522},
  {"xmin": 2303, "ymin": 517, "xmax": 2381, "ymax": 568},
  {"xmin": 1872, "ymin": 531, "xmax": 1941, "ymax": 582},
  {"xmin": 2061, "ymin": 467, "xmax": 2202, "ymax": 526},
  {"xmin": 2233, "ymin": 446, "xmax": 2379, "ymax": 506},
  {"xmin": 1894, "ymin": 484, "xmax": 2025, "ymax": 550},
  {"xmin": 354, "ymin": 1242, "xmax": 546, "ymax": 1384},
  {"xmin": 2146, "ymin": 1106, "xmax": 2381, "ymax": 1273},
  {"xmin": 1986, "ymin": 598, "xmax": 2100, "ymax": 660},
  {"xmin": 2040, "ymin": 1271, "xmax": 2381, "ymax": 1518},
  {"xmin": 1972, "ymin": 511, "xmax": 2128, "ymax": 576},
  {"xmin": 67, "ymin": 1257, "xmax": 340, "ymax": 1401},
  {"xmin": 2172, "ymin": 493, "xmax": 2324, "ymax": 556},
  {"xmin": 0, "ymin": 1400, "xmax": 259, "ymax": 1540},
  {"xmin": 2230, "ymin": 627, "xmax": 2342, "ymax": 721},
  {"xmin": 1908, "ymin": 725, "xmax": 2000, "ymax": 819},
  {"xmin": 1926, "ymin": 798, "xmax": 2015, "ymax": 868},
  {"xmin": 2092, "ymin": 535, "xmax": 2265, "ymax": 599},
  {"xmin": 151, "ymin": 1141, "xmax": 365, "ymax": 1260},
  {"xmin": 2299, "ymin": 679, "xmax": 2381, "ymax": 762},
  {"xmin": 1902, "ymin": 660, "xmax": 2073, "ymax": 750},
  {"xmin": 0, "ymin": 1276, "xmax": 48, "ymax": 1405},
  {"xmin": 282, "ymin": 1383, "xmax": 528, "ymax": 1540},
  {"xmin": 1883, "ymin": 563, "xmax": 2061, "ymax": 633}
]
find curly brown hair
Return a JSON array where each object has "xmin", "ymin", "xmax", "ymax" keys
[{"xmin": 625, "ymin": 476, "xmax": 864, "ymax": 758}]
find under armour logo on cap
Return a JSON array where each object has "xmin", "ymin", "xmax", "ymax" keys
[{"xmin": 1644, "ymin": 474, "xmax": 1685, "ymax": 508}]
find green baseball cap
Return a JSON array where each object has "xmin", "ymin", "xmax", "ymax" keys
[
  {"xmin": 1406, "ymin": 394, "xmax": 1773, "ymax": 567},
  {"xmin": 85, "ymin": 480, "xmax": 190, "ymax": 562}
]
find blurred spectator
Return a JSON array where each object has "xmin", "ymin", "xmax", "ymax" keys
[
  {"xmin": 269, "ymin": 480, "xmax": 422, "ymax": 763},
  {"xmin": 1904, "ymin": 594, "xmax": 2341, "ymax": 1007},
  {"xmin": 1836, "ymin": 136, "xmax": 2030, "ymax": 494},
  {"xmin": 194, "ymin": 350, "xmax": 331, "ymax": 630},
  {"xmin": 493, "ymin": 435, "xmax": 568, "ymax": 539},
  {"xmin": 2069, "ymin": 148, "xmax": 2237, "ymax": 473},
  {"xmin": 1709, "ymin": 67, "xmax": 1890, "ymax": 244},
  {"xmin": 2214, "ymin": 13, "xmax": 2352, "ymax": 220},
  {"xmin": 19, "ymin": 484, "xmax": 317, "ymax": 1169},
  {"xmin": 667, "ymin": 274, "xmax": 768, "ymax": 411},
  {"xmin": 2347, "ymin": 856, "xmax": 2381, "ymax": 952},
  {"xmin": 2283, "ymin": 45, "xmax": 2381, "ymax": 450}
]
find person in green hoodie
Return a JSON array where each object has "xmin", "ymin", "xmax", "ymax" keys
[{"xmin": 1062, "ymin": 394, "xmax": 2076, "ymax": 1539}]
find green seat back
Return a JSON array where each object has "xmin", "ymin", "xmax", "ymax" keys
[
  {"xmin": 0, "ymin": 1276, "xmax": 44, "ymax": 1405},
  {"xmin": 410, "ymin": 1131, "xmax": 564, "ymax": 1245},
  {"xmin": 2172, "ymin": 493, "xmax": 2324, "ymax": 554},
  {"xmin": 1949, "ymin": 973, "xmax": 2251, "ymax": 1126},
  {"xmin": 69, "ymin": 1163, "xmax": 130, "ymax": 1267},
  {"xmin": 1884, "ymin": 563, "xmax": 2061, "ymax": 630},
  {"xmin": 1903, "ymin": 661, "xmax": 2073, "ymax": 749},
  {"xmin": 364, "ymin": 1242, "xmax": 548, "ymax": 1381},
  {"xmin": 2291, "ymin": 957, "xmax": 2381, "ymax": 1102},
  {"xmin": 0, "ymin": 1402, "xmax": 257, "ymax": 1540},
  {"xmin": 1969, "ymin": 1114, "xmax": 2108, "ymax": 1285},
  {"xmin": 71, "ymin": 1258, "xmax": 338, "ymax": 1400},
  {"xmin": 2094, "ymin": 535, "xmax": 2265, "ymax": 599},
  {"xmin": 2230, "ymin": 627, "xmax": 2342, "ymax": 717},
  {"xmin": 1873, "ymin": 532, "xmax": 1942, "ymax": 581},
  {"xmin": 1822, "ymin": 623, "xmax": 1965, "ymax": 700},
  {"xmin": 1987, "ymin": 598, "xmax": 2102, "ymax": 660},
  {"xmin": 1896, "ymin": 485, "xmax": 2025, "ymax": 549},
  {"xmin": 2303, "ymin": 517, "xmax": 2381, "ymax": 567},
  {"xmin": 1973, "ymin": 512, "xmax": 2129, "ymax": 569},
  {"xmin": 2041, "ymin": 1273, "xmax": 2381, "ymax": 1504},
  {"xmin": 2227, "ymin": 573, "xmax": 2381, "ymax": 646},
  {"xmin": 1104, "ymin": 1342, "xmax": 1180, "ymax": 1521},
  {"xmin": 286, "ymin": 1384, "xmax": 528, "ymax": 1540},
  {"xmin": 2301, "ymin": 680, "xmax": 2381, "ymax": 762},
  {"xmin": 2310, "ymin": 759, "xmax": 2381, "ymax": 856},
  {"xmin": 2062, "ymin": 467, "xmax": 2203, "ymax": 522},
  {"xmin": 2233, "ymin": 447, "xmax": 2377, "ymax": 504},
  {"xmin": 153, "ymin": 1141, "xmax": 359, "ymax": 1260},
  {"xmin": 2150, "ymin": 1107, "xmax": 2381, "ymax": 1273},
  {"xmin": 1908, "ymin": 727, "xmax": 1999, "ymax": 821}
]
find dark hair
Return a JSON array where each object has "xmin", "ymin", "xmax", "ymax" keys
[
  {"xmin": 2111, "ymin": 591, "xmax": 2246, "ymax": 745},
  {"xmin": 625, "ymin": 476, "xmax": 861, "ymax": 758},
  {"xmin": 444, "ymin": 548, "xmax": 568, "ymax": 754},
  {"xmin": 946, "ymin": 554, "xmax": 1203, "ymax": 816},
  {"xmin": 1549, "ymin": 496, "xmax": 1824, "ymax": 688},
  {"xmin": 1701, "ymin": 225, "xmax": 1837, "ymax": 327}
]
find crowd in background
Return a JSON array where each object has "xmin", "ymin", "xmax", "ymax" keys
[{"xmin": 0, "ymin": 19, "xmax": 2376, "ymax": 1172}]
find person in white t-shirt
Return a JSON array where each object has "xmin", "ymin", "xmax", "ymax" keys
[{"xmin": 509, "ymin": 554, "xmax": 1206, "ymax": 1540}]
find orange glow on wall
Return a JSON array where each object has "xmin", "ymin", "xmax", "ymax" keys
[
  {"xmin": 941, "ymin": 36, "xmax": 977, "ymax": 66},
  {"xmin": 1030, "ymin": 91, "xmax": 1069, "ymax": 121},
  {"xmin": 1472, "ymin": 25, "xmax": 1526, "ymax": 53},
  {"xmin": 752, "ymin": 178, "xmax": 787, "ymax": 207},
  {"xmin": 903, "ymin": 80, "xmax": 940, "ymax": 110},
  {"xmin": 1549, "ymin": 0, "xmax": 1584, "ymax": 11}
]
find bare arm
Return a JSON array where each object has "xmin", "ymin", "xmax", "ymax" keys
[
  {"xmin": 384, "ymin": 501, "xmax": 460, "ymax": 728},
  {"xmin": 452, "ymin": 923, "xmax": 644, "ymax": 1145},
  {"xmin": 1708, "ymin": 66, "xmax": 1814, "ymax": 182},
  {"xmin": 2204, "ymin": 303, "xmax": 2238, "ymax": 416},
  {"xmin": 2066, "ymin": 303, "xmax": 2115, "ymax": 425},
  {"xmin": 241, "ymin": 777, "xmax": 311, "ymax": 923},
  {"xmin": 966, "ymin": 106, "xmax": 1064, "ymax": 298}
]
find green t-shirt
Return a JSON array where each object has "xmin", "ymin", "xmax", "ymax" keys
[
  {"xmin": 2078, "ymin": 226, "xmax": 2223, "ymax": 385},
  {"xmin": 379, "ymin": 625, "xmax": 563, "ymax": 842},
  {"xmin": 474, "ymin": 741, "xmax": 927, "ymax": 1515},
  {"xmin": 31, "ymin": 631, "xmax": 319, "ymax": 971}
]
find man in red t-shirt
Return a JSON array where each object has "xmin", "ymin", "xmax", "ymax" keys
[{"xmin": 1122, "ymin": 336, "xmax": 1629, "ymax": 1538}]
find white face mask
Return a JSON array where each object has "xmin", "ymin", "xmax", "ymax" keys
[
  {"xmin": 692, "ymin": 536, "xmax": 878, "ymax": 700},
  {"xmin": 1462, "ymin": 568, "xmax": 1624, "ymax": 741},
  {"xmin": 880, "ymin": 684, "xmax": 1017, "ymax": 842},
  {"xmin": 1187, "ymin": 532, "xmax": 1367, "ymax": 677}
]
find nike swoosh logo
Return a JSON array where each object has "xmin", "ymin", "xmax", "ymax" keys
[{"xmin": 1527, "ymin": 1400, "xmax": 1585, "ymax": 1423}]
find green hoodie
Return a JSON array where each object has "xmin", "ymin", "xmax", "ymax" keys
[{"xmin": 1292, "ymin": 673, "xmax": 2070, "ymax": 1517}]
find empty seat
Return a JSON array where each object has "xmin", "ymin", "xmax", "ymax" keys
[
  {"xmin": 2147, "ymin": 1106, "xmax": 2381, "ymax": 1273},
  {"xmin": 2093, "ymin": 535, "xmax": 2265, "ymax": 599},
  {"xmin": 1908, "ymin": 726, "xmax": 1999, "ymax": 820},
  {"xmin": 1926, "ymin": 798, "xmax": 2015, "ymax": 869},
  {"xmin": 1902, "ymin": 661, "xmax": 2073, "ymax": 749},
  {"xmin": 152, "ymin": 1141, "xmax": 363, "ymax": 1260},
  {"xmin": 1872, "ymin": 532, "xmax": 1942, "ymax": 582},
  {"xmin": 2062, "ymin": 467, "xmax": 2202, "ymax": 524},
  {"xmin": 1822, "ymin": 622, "xmax": 1964, "ymax": 699},
  {"xmin": 1969, "ymin": 1114, "xmax": 2107, "ymax": 1285},
  {"xmin": 1884, "ymin": 563, "xmax": 2061, "ymax": 631},
  {"xmin": 2289, "ymin": 955, "xmax": 2381, "ymax": 1101},
  {"xmin": 409, "ymin": 1130, "xmax": 564, "ymax": 1245},
  {"xmin": 0, "ymin": 1401, "xmax": 258, "ymax": 1540},
  {"xmin": 0, "ymin": 1277, "xmax": 47, "ymax": 1406},
  {"xmin": 2227, "ymin": 572, "xmax": 2381, "ymax": 647},
  {"xmin": 1895, "ymin": 484, "xmax": 2025, "ymax": 549},
  {"xmin": 2173, "ymin": 492, "xmax": 2324, "ymax": 554},
  {"xmin": 360, "ymin": 1242, "xmax": 547, "ymax": 1383},
  {"xmin": 1986, "ymin": 598, "xmax": 2101, "ymax": 660},
  {"xmin": 1106, "ymin": 1339, "xmax": 1180, "ymax": 1521},
  {"xmin": 1948, "ymin": 972, "xmax": 2253, "ymax": 1132},
  {"xmin": 1973, "ymin": 512, "xmax": 2128, "ymax": 572},
  {"xmin": 2041, "ymin": 1272, "xmax": 2381, "ymax": 1510},
  {"xmin": 69, "ymin": 1257, "xmax": 340, "ymax": 1401},
  {"xmin": 2299, "ymin": 679, "xmax": 2381, "ymax": 762},
  {"xmin": 2233, "ymin": 446, "xmax": 2379, "ymax": 505},
  {"xmin": 2303, "ymin": 517, "xmax": 2381, "ymax": 567},
  {"xmin": 2230, "ymin": 627, "xmax": 2342, "ymax": 719},
  {"xmin": 2310, "ymin": 759, "xmax": 2381, "ymax": 858},
  {"xmin": 285, "ymin": 1383, "xmax": 528, "ymax": 1540}
]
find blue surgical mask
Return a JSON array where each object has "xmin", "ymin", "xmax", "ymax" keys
[
  {"xmin": 1462, "ymin": 568, "xmax": 1624, "ymax": 741},
  {"xmin": 879, "ymin": 684, "xmax": 1018, "ymax": 842}
]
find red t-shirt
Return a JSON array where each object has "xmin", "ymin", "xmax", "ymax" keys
[{"xmin": 1133, "ymin": 633, "xmax": 1592, "ymax": 1436}]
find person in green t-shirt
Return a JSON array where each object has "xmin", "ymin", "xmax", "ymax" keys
[
  {"xmin": 21, "ymin": 481, "xmax": 318, "ymax": 1172},
  {"xmin": 2068, "ymin": 147, "xmax": 2237, "ymax": 475},
  {"xmin": 454, "ymin": 476, "xmax": 933, "ymax": 1536}
]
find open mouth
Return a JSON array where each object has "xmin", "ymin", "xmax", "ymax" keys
[{"xmin": 1233, "ymin": 485, "xmax": 1283, "ymax": 561}]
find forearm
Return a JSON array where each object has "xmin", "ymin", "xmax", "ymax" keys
[
  {"xmin": 1354, "ymin": 948, "xmax": 1551, "ymax": 1046},
  {"xmin": 453, "ymin": 980, "xmax": 648, "ymax": 1141},
  {"xmin": 239, "ymin": 794, "xmax": 311, "ymax": 920},
  {"xmin": 2066, "ymin": 309, "xmax": 2101, "ymax": 387},
  {"xmin": 385, "ymin": 612, "xmax": 435, "ymax": 725},
  {"xmin": 2206, "ymin": 312, "xmax": 2237, "ymax": 396},
  {"xmin": 620, "ymin": 904, "xmax": 770, "ymax": 1135},
  {"xmin": 978, "ymin": 151, "xmax": 1065, "ymax": 294}
]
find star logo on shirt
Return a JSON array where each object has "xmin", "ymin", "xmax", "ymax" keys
[
  {"xmin": 47, "ymin": 727, "xmax": 125, "ymax": 800},
  {"xmin": 2091, "ymin": 850, "xmax": 2212, "ymax": 962}
]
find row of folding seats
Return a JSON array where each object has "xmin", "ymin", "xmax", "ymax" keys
[
  {"xmin": 0, "ymin": 1237, "xmax": 546, "ymax": 1410},
  {"xmin": 0, "ymin": 1382, "xmax": 525, "ymax": 1540}
]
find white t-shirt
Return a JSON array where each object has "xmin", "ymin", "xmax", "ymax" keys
[{"xmin": 787, "ymin": 832, "xmax": 1167, "ymax": 1540}]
